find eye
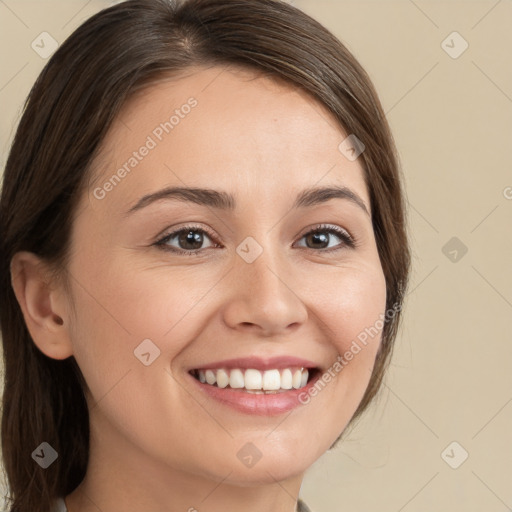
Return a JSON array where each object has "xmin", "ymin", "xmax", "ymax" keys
[
  {"xmin": 154, "ymin": 225, "xmax": 220, "ymax": 256},
  {"xmin": 153, "ymin": 223, "xmax": 356, "ymax": 256},
  {"xmin": 294, "ymin": 224, "xmax": 356, "ymax": 252}
]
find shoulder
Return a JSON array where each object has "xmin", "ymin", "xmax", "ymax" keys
[
  {"xmin": 53, "ymin": 496, "xmax": 310, "ymax": 512},
  {"xmin": 297, "ymin": 498, "xmax": 314, "ymax": 512},
  {"xmin": 50, "ymin": 497, "xmax": 68, "ymax": 512}
]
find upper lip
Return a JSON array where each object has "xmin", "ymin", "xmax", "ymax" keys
[{"xmin": 189, "ymin": 356, "xmax": 320, "ymax": 371}]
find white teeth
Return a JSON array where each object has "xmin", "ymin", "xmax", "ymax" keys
[
  {"xmin": 205, "ymin": 370, "xmax": 216, "ymax": 385},
  {"xmin": 262, "ymin": 369, "xmax": 281, "ymax": 390},
  {"xmin": 229, "ymin": 369, "xmax": 245, "ymax": 389},
  {"xmin": 194, "ymin": 367, "xmax": 312, "ymax": 391},
  {"xmin": 217, "ymin": 369, "xmax": 229, "ymax": 388},
  {"xmin": 244, "ymin": 369, "xmax": 262, "ymax": 390},
  {"xmin": 292, "ymin": 369, "xmax": 302, "ymax": 389},
  {"xmin": 281, "ymin": 369, "xmax": 293, "ymax": 389}
]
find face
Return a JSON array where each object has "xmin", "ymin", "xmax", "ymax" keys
[{"xmin": 65, "ymin": 65, "xmax": 386, "ymax": 487}]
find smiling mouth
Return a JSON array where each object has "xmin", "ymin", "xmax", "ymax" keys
[{"xmin": 189, "ymin": 367, "xmax": 319, "ymax": 393}]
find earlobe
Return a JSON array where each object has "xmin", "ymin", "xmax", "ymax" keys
[{"xmin": 10, "ymin": 251, "xmax": 73, "ymax": 360}]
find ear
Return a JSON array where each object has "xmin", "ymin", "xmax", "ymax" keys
[{"xmin": 10, "ymin": 251, "xmax": 73, "ymax": 360}]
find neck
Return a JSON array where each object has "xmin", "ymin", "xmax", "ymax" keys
[{"xmin": 65, "ymin": 414, "xmax": 304, "ymax": 512}]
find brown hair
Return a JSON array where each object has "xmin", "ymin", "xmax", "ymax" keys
[{"xmin": 0, "ymin": 0, "xmax": 410, "ymax": 510}]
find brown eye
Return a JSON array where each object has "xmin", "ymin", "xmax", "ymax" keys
[
  {"xmin": 175, "ymin": 230, "xmax": 207, "ymax": 250},
  {"xmin": 155, "ymin": 225, "xmax": 219, "ymax": 255},
  {"xmin": 294, "ymin": 225, "xmax": 355, "ymax": 251}
]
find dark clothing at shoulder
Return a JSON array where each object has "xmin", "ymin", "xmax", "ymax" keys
[{"xmin": 298, "ymin": 498, "xmax": 313, "ymax": 512}]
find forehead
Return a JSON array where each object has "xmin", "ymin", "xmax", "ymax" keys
[{"xmin": 86, "ymin": 65, "xmax": 369, "ymax": 214}]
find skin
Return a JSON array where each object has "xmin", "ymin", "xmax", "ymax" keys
[{"xmin": 11, "ymin": 65, "xmax": 387, "ymax": 512}]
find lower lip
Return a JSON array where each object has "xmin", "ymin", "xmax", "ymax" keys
[{"xmin": 188, "ymin": 370, "xmax": 321, "ymax": 416}]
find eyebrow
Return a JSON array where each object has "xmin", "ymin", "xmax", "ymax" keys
[{"xmin": 125, "ymin": 185, "xmax": 370, "ymax": 216}]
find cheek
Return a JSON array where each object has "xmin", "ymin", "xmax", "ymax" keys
[
  {"xmin": 66, "ymin": 253, "xmax": 224, "ymax": 402},
  {"xmin": 307, "ymin": 263, "xmax": 387, "ymax": 411},
  {"xmin": 68, "ymin": 252, "xmax": 212, "ymax": 345},
  {"xmin": 313, "ymin": 263, "xmax": 387, "ymax": 357},
  {"xmin": 65, "ymin": 257, "xmax": 207, "ymax": 446}
]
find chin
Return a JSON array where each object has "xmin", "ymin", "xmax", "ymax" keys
[{"xmin": 217, "ymin": 462, "xmax": 308, "ymax": 487}]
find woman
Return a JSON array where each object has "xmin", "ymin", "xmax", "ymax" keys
[{"xmin": 0, "ymin": 0, "xmax": 410, "ymax": 511}]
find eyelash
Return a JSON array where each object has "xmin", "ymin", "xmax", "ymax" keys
[{"xmin": 153, "ymin": 223, "xmax": 358, "ymax": 256}]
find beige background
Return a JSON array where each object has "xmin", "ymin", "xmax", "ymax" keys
[{"xmin": 1, "ymin": 1, "xmax": 511, "ymax": 511}]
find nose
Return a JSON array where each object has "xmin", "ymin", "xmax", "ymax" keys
[{"xmin": 221, "ymin": 245, "xmax": 308, "ymax": 337}]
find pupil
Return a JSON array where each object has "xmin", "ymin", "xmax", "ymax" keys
[
  {"xmin": 180, "ymin": 230, "xmax": 203, "ymax": 250},
  {"xmin": 308, "ymin": 232, "xmax": 328, "ymax": 249}
]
